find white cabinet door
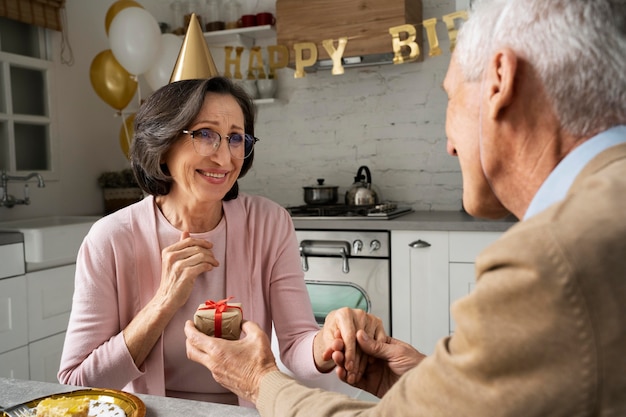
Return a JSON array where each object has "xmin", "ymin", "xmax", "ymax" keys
[
  {"xmin": 449, "ymin": 231, "xmax": 502, "ymax": 262},
  {"xmin": 448, "ymin": 231, "xmax": 502, "ymax": 333},
  {"xmin": 0, "ymin": 243, "xmax": 25, "ymax": 279},
  {"xmin": 29, "ymin": 332, "xmax": 65, "ymax": 383},
  {"xmin": 449, "ymin": 263, "xmax": 476, "ymax": 333},
  {"xmin": 0, "ymin": 346, "xmax": 29, "ymax": 379},
  {"xmin": 391, "ymin": 231, "xmax": 449, "ymax": 354},
  {"xmin": 27, "ymin": 264, "xmax": 76, "ymax": 342},
  {"xmin": 0, "ymin": 276, "xmax": 28, "ymax": 353}
]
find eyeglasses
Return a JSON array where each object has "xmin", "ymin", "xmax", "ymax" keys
[{"xmin": 182, "ymin": 128, "xmax": 259, "ymax": 159}]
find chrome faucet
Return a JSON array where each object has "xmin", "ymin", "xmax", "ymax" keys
[{"xmin": 0, "ymin": 170, "xmax": 46, "ymax": 208}]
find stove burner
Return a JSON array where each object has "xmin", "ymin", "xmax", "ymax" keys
[{"xmin": 286, "ymin": 202, "xmax": 411, "ymax": 219}]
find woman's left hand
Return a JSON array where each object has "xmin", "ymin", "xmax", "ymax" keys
[{"xmin": 314, "ymin": 308, "xmax": 386, "ymax": 385}]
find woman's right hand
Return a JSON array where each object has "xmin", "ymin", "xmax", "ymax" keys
[
  {"xmin": 123, "ymin": 231, "xmax": 219, "ymax": 367},
  {"xmin": 156, "ymin": 231, "xmax": 220, "ymax": 311}
]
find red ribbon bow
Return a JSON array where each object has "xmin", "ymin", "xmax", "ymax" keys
[{"xmin": 199, "ymin": 296, "xmax": 242, "ymax": 338}]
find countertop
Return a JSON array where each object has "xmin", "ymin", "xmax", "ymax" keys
[
  {"xmin": 0, "ymin": 231, "xmax": 23, "ymax": 246},
  {"xmin": 0, "ymin": 378, "xmax": 259, "ymax": 417},
  {"xmin": 292, "ymin": 210, "xmax": 518, "ymax": 232}
]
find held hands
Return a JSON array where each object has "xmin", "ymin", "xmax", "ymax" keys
[
  {"xmin": 184, "ymin": 320, "xmax": 278, "ymax": 404},
  {"xmin": 156, "ymin": 231, "xmax": 219, "ymax": 311},
  {"xmin": 316, "ymin": 308, "xmax": 387, "ymax": 384},
  {"xmin": 333, "ymin": 330, "xmax": 426, "ymax": 398}
]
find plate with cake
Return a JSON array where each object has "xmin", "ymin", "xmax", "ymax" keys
[{"xmin": 1, "ymin": 388, "xmax": 145, "ymax": 417}]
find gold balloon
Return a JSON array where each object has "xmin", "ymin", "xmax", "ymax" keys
[
  {"xmin": 89, "ymin": 49, "xmax": 138, "ymax": 111},
  {"xmin": 105, "ymin": 0, "xmax": 144, "ymax": 37},
  {"xmin": 119, "ymin": 112, "xmax": 135, "ymax": 159}
]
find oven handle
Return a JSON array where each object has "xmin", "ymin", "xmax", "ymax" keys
[{"xmin": 299, "ymin": 240, "xmax": 351, "ymax": 274}]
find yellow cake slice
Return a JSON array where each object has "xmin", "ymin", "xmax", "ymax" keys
[{"xmin": 35, "ymin": 396, "xmax": 90, "ymax": 417}]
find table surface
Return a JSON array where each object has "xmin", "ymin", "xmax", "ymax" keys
[{"xmin": 0, "ymin": 378, "xmax": 259, "ymax": 417}]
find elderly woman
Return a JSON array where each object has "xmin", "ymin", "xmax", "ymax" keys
[{"xmin": 58, "ymin": 77, "xmax": 384, "ymax": 406}]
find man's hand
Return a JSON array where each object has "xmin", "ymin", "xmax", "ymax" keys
[
  {"xmin": 316, "ymin": 308, "xmax": 387, "ymax": 384},
  {"xmin": 332, "ymin": 330, "xmax": 426, "ymax": 398},
  {"xmin": 184, "ymin": 320, "xmax": 279, "ymax": 404}
]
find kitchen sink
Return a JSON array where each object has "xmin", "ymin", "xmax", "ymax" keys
[{"xmin": 0, "ymin": 216, "xmax": 101, "ymax": 267}]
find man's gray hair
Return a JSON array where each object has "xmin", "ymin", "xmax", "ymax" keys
[{"xmin": 455, "ymin": 0, "xmax": 626, "ymax": 137}]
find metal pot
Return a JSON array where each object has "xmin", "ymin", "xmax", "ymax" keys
[
  {"xmin": 345, "ymin": 165, "xmax": 379, "ymax": 206},
  {"xmin": 303, "ymin": 179, "xmax": 338, "ymax": 205}
]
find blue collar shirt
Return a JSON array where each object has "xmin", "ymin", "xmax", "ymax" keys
[{"xmin": 524, "ymin": 125, "xmax": 626, "ymax": 220}]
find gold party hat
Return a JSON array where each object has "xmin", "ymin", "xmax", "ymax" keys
[{"xmin": 169, "ymin": 13, "xmax": 219, "ymax": 82}]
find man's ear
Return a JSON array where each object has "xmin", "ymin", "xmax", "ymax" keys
[{"xmin": 484, "ymin": 48, "xmax": 518, "ymax": 120}]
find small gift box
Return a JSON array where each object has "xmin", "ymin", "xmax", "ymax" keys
[{"xmin": 193, "ymin": 297, "xmax": 243, "ymax": 340}]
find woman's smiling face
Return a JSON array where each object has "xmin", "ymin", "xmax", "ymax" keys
[{"xmin": 163, "ymin": 92, "xmax": 246, "ymax": 205}]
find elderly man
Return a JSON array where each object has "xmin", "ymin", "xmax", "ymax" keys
[{"xmin": 184, "ymin": 0, "xmax": 626, "ymax": 415}]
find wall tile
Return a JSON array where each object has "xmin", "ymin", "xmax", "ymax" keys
[{"xmin": 243, "ymin": 4, "xmax": 464, "ymax": 212}]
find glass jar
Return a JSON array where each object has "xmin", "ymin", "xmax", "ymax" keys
[
  {"xmin": 185, "ymin": 0, "xmax": 203, "ymax": 30},
  {"xmin": 170, "ymin": 0, "xmax": 185, "ymax": 33},
  {"xmin": 221, "ymin": 0, "xmax": 242, "ymax": 29},
  {"xmin": 203, "ymin": 0, "xmax": 225, "ymax": 31}
]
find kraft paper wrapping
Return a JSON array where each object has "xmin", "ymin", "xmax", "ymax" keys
[{"xmin": 194, "ymin": 299, "xmax": 243, "ymax": 340}]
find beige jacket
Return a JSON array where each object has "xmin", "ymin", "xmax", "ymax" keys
[{"xmin": 258, "ymin": 143, "xmax": 626, "ymax": 417}]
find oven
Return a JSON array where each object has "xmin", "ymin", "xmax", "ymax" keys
[
  {"xmin": 271, "ymin": 202, "xmax": 410, "ymax": 398},
  {"xmin": 283, "ymin": 202, "xmax": 411, "ymax": 331},
  {"xmin": 296, "ymin": 229, "xmax": 391, "ymax": 333},
  {"xmin": 271, "ymin": 228, "xmax": 391, "ymax": 400}
]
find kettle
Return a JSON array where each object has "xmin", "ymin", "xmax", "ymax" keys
[{"xmin": 345, "ymin": 165, "xmax": 380, "ymax": 206}]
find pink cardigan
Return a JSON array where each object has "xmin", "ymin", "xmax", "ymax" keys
[{"xmin": 58, "ymin": 194, "xmax": 321, "ymax": 404}]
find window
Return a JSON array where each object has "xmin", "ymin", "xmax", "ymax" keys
[{"xmin": 0, "ymin": 16, "xmax": 56, "ymax": 174}]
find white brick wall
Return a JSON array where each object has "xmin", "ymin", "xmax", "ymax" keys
[{"xmin": 240, "ymin": 0, "xmax": 464, "ymax": 211}]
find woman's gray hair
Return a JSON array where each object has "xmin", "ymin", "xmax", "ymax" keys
[
  {"xmin": 130, "ymin": 77, "xmax": 257, "ymax": 200},
  {"xmin": 455, "ymin": 0, "xmax": 626, "ymax": 137}
]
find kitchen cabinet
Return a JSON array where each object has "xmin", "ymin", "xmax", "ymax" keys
[
  {"xmin": 0, "ymin": 241, "xmax": 25, "ymax": 278},
  {"xmin": 0, "ymin": 234, "xmax": 76, "ymax": 383},
  {"xmin": 29, "ymin": 332, "xmax": 66, "ymax": 383},
  {"xmin": 391, "ymin": 230, "xmax": 502, "ymax": 354},
  {"xmin": 0, "ymin": 346, "xmax": 29, "ymax": 380},
  {"xmin": 27, "ymin": 265, "xmax": 75, "ymax": 342},
  {"xmin": 276, "ymin": 0, "xmax": 423, "ymax": 66},
  {"xmin": 0, "ymin": 275, "xmax": 28, "ymax": 355},
  {"xmin": 26, "ymin": 264, "xmax": 75, "ymax": 383},
  {"xmin": 448, "ymin": 231, "xmax": 501, "ymax": 333},
  {"xmin": 0, "ymin": 236, "xmax": 29, "ymax": 380}
]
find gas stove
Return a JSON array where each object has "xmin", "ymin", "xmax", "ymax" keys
[{"xmin": 286, "ymin": 202, "xmax": 413, "ymax": 220}]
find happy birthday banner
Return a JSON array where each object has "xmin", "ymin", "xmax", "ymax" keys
[
  {"xmin": 95, "ymin": 2, "xmax": 469, "ymax": 160},
  {"xmin": 224, "ymin": 10, "xmax": 469, "ymax": 79}
]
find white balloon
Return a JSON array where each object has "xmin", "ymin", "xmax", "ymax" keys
[
  {"xmin": 109, "ymin": 7, "xmax": 162, "ymax": 76},
  {"xmin": 144, "ymin": 34, "xmax": 183, "ymax": 91}
]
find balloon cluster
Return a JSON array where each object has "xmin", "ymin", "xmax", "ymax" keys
[{"xmin": 90, "ymin": 0, "xmax": 183, "ymax": 158}]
